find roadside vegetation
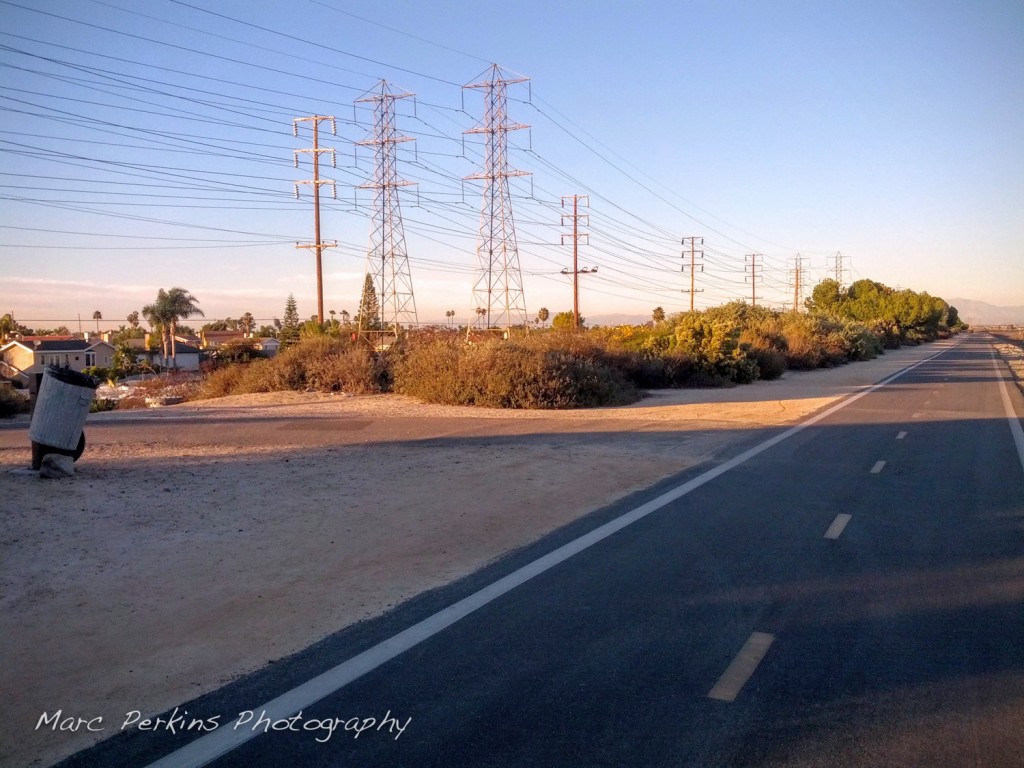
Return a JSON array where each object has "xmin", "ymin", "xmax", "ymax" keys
[
  {"xmin": 179, "ymin": 278, "xmax": 965, "ymax": 410},
  {"xmin": 0, "ymin": 385, "xmax": 29, "ymax": 418},
  {"xmin": 5, "ymin": 277, "xmax": 959, "ymax": 416}
]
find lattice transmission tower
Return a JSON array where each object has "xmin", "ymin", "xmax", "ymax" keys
[
  {"xmin": 356, "ymin": 80, "xmax": 418, "ymax": 345},
  {"xmin": 464, "ymin": 64, "xmax": 530, "ymax": 335},
  {"xmin": 828, "ymin": 250, "xmax": 849, "ymax": 288}
]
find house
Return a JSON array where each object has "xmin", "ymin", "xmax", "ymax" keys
[
  {"xmin": 256, "ymin": 337, "xmax": 280, "ymax": 357},
  {"xmin": 201, "ymin": 330, "xmax": 247, "ymax": 348},
  {"xmin": 0, "ymin": 337, "xmax": 115, "ymax": 385},
  {"xmin": 145, "ymin": 343, "xmax": 202, "ymax": 372}
]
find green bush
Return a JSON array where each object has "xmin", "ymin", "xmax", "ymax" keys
[
  {"xmin": 90, "ymin": 398, "xmax": 119, "ymax": 413},
  {"xmin": 185, "ymin": 297, "xmax": 914, "ymax": 409},
  {"xmin": 82, "ymin": 366, "xmax": 112, "ymax": 381},
  {"xmin": 739, "ymin": 319, "xmax": 788, "ymax": 381},
  {"xmin": 0, "ymin": 386, "xmax": 29, "ymax": 418},
  {"xmin": 839, "ymin": 320, "xmax": 883, "ymax": 361},
  {"xmin": 742, "ymin": 344, "xmax": 786, "ymax": 380}
]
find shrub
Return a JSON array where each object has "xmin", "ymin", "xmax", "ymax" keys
[
  {"xmin": 303, "ymin": 345, "xmax": 387, "ymax": 394},
  {"xmin": 90, "ymin": 398, "xmax": 119, "ymax": 413},
  {"xmin": 840, "ymin": 320, "xmax": 883, "ymax": 361},
  {"xmin": 739, "ymin": 319, "xmax": 788, "ymax": 381},
  {"xmin": 192, "ymin": 337, "xmax": 388, "ymax": 400},
  {"xmin": 394, "ymin": 337, "xmax": 639, "ymax": 409},
  {"xmin": 0, "ymin": 386, "xmax": 29, "ymax": 418},
  {"xmin": 195, "ymin": 364, "xmax": 250, "ymax": 399},
  {"xmin": 392, "ymin": 337, "xmax": 466, "ymax": 403},
  {"xmin": 743, "ymin": 344, "xmax": 787, "ymax": 380},
  {"xmin": 82, "ymin": 366, "xmax": 112, "ymax": 381},
  {"xmin": 716, "ymin": 353, "xmax": 760, "ymax": 384}
]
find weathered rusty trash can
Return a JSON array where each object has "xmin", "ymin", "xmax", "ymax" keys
[{"xmin": 28, "ymin": 365, "xmax": 99, "ymax": 471}]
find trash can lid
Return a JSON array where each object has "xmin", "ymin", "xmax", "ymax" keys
[{"xmin": 45, "ymin": 365, "xmax": 100, "ymax": 389}]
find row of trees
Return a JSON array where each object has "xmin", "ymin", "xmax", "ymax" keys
[
  {"xmin": 806, "ymin": 279, "xmax": 963, "ymax": 343},
  {"xmin": 3, "ymin": 275, "xmax": 961, "ymax": 358}
]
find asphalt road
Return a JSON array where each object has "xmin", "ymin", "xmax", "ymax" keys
[{"xmin": 58, "ymin": 335, "xmax": 1024, "ymax": 768}]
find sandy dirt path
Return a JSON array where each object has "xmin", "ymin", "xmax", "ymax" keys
[{"xmin": 0, "ymin": 342, "xmax": 956, "ymax": 768}]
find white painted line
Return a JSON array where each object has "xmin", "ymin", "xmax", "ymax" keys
[
  {"xmin": 143, "ymin": 345, "xmax": 956, "ymax": 768},
  {"xmin": 870, "ymin": 460, "xmax": 886, "ymax": 474},
  {"xmin": 708, "ymin": 632, "xmax": 775, "ymax": 702},
  {"xmin": 824, "ymin": 514, "xmax": 853, "ymax": 540},
  {"xmin": 896, "ymin": 431, "xmax": 907, "ymax": 440},
  {"xmin": 992, "ymin": 351, "xmax": 1024, "ymax": 478}
]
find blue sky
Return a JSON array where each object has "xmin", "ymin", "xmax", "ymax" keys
[{"xmin": 1, "ymin": 0, "xmax": 1022, "ymax": 329}]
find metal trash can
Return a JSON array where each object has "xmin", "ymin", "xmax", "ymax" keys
[{"xmin": 28, "ymin": 365, "xmax": 99, "ymax": 470}]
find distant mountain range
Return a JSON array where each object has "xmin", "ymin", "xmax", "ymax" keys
[
  {"xmin": 948, "ymin": 299, "xmax": 1024, "ymax": 327},
  {"xmin": 585, "ymin": 313, "xmax": 650, "ymax": 327}
]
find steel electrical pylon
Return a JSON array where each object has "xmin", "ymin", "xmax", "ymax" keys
[
  {"xmin": 464, "ymin": 64, "xmax": 530, "ymax": 336},
  {"xmin": 357, "ymin": 80, "xmax": 418, "ymax": 346}
]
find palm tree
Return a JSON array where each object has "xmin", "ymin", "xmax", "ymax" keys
[
  {"xmin": 92, "ymin": 310, "xmax": 102, "ymax": 333},
  {"xmin": 239, "ymin": 312, "xmax": 256, "ymax": 337},
  {"xmin": 142, "ymin": 289, "xmax": 171, "ymax": 361},
  {"xmin": 127, "ymin": 311, "xmax": 140, "ymax": 329},
  {"xmin": 536, "ymin": 307, "xmax": 550, "ymax": 328},
  {"xmin": 164, "ymin": 287, "xmax": 204, "ymax": 366}
]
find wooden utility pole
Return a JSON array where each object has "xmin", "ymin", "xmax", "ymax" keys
[
  {"xmin": 561, "ymin": 195, "xmax": 594, "ymax": 329},
  {"xmin": 294, "ymin": 116, "xmax": 337, "ymax": 324},
  {"xmin": 791, "ymin": 254, "xmax": 804, "ymax": 312},
  {"xmin": 681, "ymin": 236, "xmax": 704, "ymax": 311},
  {"xmin": 745, "ymin": 253, "xmax": 762, "ymax": 307}
]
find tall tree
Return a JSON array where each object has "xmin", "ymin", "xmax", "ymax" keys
[
  {"xmin": 164, "ymin": 287, "xmax": 204, "ymax": 366},
  {"xmin": 280, "ymin": 294, "xmax": 301, "ymax": 347},
  {"xmin": 356, "ymin": 274, "xmax": 381, "ymax": 331},
  {"xmin": 127, "ymin": 310, "xmax": 140, "ymax": 329},
  {"xmin": 239, "ymin": 312, "xmax": 256, "ymax": 337},
  {"xmin": 652, "ymin": 306, "xmax": 666, "ymax": 324},
  {"xmin": 0, "ymin": 313, "xmax": 20, "ymax": 340},
  {"xmin": 551, "ymin": 310, "xmax": 583, "ymax": 331},
  {"xmin": 92, "ymin": 310, "xmax": 102, "ymax": 332},
  {"xmin": 536, "ymin": 307, "xmax": 550, "ymax": 328},
  {"xmin": 142, "ymin": 289, "xmax": 171, "ymax": 360}
]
